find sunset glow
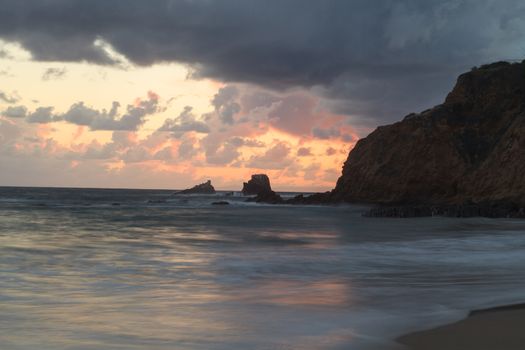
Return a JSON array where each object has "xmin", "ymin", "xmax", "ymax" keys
[{"xmin": 0, "ymin": 44, "xmax": 357, "ymax": 191}]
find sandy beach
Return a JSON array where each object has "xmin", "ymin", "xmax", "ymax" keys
[{"xmin": 397, "ymin": 304, "xmax": 525, "ymax": 350}]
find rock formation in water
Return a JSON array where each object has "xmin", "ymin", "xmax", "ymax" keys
[
  {"xmin": 175, "ymin": 180, "xmax": 216, "ymax": 194},
  {"xmin": 292, "ymin": 61, "xmax": 525, "ymax": 217},
  {"xmin": 242, "ymin": 174, "xmax": 284, "ymax": 204},
  {"xmin": 242, "ymin": 174, "xmax": 272, "ymax": 195}
]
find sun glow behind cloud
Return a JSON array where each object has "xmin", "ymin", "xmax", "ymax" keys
[{"xmin": 0, "ymin": 40, "xmax": 355, "ymax": 191}]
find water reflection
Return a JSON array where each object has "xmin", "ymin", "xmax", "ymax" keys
[
  {"xmin": 1, "ymin": 192, "xmax": 525, "ymax": 349},
  {"xmin": 235, "ymin": 279, "xmax": 352, "ymax": 307}
]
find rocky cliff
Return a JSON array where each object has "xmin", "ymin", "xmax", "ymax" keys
[{"xmin": 329, "ymin": 61, "xmax": 525, "ymax": 215}]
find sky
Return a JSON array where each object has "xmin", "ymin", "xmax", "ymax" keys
[{"xmin": 0, "ymin": 0, "xmax": 524, "ymax": 191}]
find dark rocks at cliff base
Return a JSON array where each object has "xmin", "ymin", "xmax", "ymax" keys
[
  {"xmin": 175, "ymin": 180, "xmax": 216, "ymax": 195},
  {"xmin": 242, "ymin": 174, "xmax": 284, "ymax": 204},
  {"xmin": 365, "ymin": 201, "xmax": 525, "ymax": 218},
  {"xmin": 286, "ymin": 192, "xmax": 331, "ymax": 205},
  {"xmin": 212, "ymin": 201, "xmax": 230, "ymax": 206},
  {"xmin": 321, "ymin": 60, "xmax": 525, "ymax": 218},
  {"xmin": 242, "ymin": 174, "xmax": 272, "ymax": 195}
]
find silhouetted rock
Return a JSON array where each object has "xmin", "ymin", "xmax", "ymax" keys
[
  {"xmin": 175, "ymin": 180, "xmax": 216, "ymax": 194},
  {"xmin": 286, "ymin": 192, "xmax": 331, "ymax": 205},
  {"xmin": 253, "ymin": 190, "xmax": 285, "ymax": 204},
  {"xmin": 242, "ymin": 174, "xmax": 284, "ymax": 204},
  {"xmin": 242, "ymin": 174, "xmax": 272, "ymax": 195},
  {"xmin": 322, "ymin": 60, "xmax": 525, "ymax": 217},
  {"xmin": 212, "ymin": 201, "xmax": 230, "ymax": 205}
]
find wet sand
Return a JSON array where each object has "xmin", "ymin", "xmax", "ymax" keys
[{"xmin": 397, "ymin": 303, "xmax": 525, "ymax": 350}]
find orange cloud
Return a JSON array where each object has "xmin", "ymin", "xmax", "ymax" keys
[{"xmin": 1, "ymin": 82, "xmax": 361, "ymax": 191}]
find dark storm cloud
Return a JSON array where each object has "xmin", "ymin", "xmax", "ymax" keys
[{"xmin": 1, "ymin": 0, "xmax": 525, "ymax": 124}]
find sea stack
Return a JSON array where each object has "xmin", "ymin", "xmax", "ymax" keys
[
  {"xmin": 328, "ymin": 61, "xmax": 525, "ymax": 217},
  {"xmin": 242, "ymin": 174, "xmax": 272, "ymax": 195},
  {"xmin": 175, "ymin": 180, "xmax": 216, "ymax": 195},
  {"xmin": 242, "ymin": 174, "xmax": 284, "ymax": 204}
]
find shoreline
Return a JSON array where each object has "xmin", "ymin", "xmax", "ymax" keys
[
  {"xmin": 396, "ymin": 303, "xmax": 525, "ymax": 350},
  {"xmin": 365, "ymin": 203, "xmax": 525, "ymax": 218}
]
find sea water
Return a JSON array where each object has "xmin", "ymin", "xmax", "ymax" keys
[{"xmin": 1, "ymin": 187, "xmax": 525, "ymax": 350}]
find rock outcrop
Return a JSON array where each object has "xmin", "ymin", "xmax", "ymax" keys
[
  {"xmin": 327, "ymin": 61, "xmax": 525, "ymax": 216},
  {"xmin": 242, "ymin": 174, "xmax": 284, "ymax": 204},
  {"xmin": 242, "ymin": 174, "xmax": 272, "ymax": 195},
  {"xmin": 175, "ymin": 180, "xmax": 216, "ymax": 195},
  {"xmin": 252, "ymin": 190, "xmax": 285, "ymax": 204}
]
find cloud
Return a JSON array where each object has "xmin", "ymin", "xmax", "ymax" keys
[
  {"xmin": 211, "ymin": 86, "xmax": 241, "ymax": 125},
  {"xmin": 241, "ymin": 90, "xmax": 280, "ymax": 112},
  {"xmin": 2, "ymin": 105, "xmax": 27, "ymax": 118},
  {"xmin": 82, "ymin": 143, "xmax": 115, "ymax": 160},
  {"xmin": 1, "ymin": 0, "xmax": 524, "ymax": 127},
  {"xmin": 42, "ymin": 67, "xmax": 67, "ymax": 81},
  {"xmin": 63, "ymin": 102, "xmax": 113, "ymax": 126},
  {"xmin": 20, "ymin": 92, "xmax": 160, "ymax": 130},
  {"xmin": 323, "ymin": 168, "xmax": 340, "ymax": 182},
  {"xmin": 303, "ymin": 163, "xmax": 321, "ymax": 181},
  {"xmin": 0, "ymin": 91, "xmax": 18, "ymax": 104},
  {"xmin": 267, "ymin": 93, "xmax": 320, "ymax": 136},
  {"xmin": 159, "ymin": 106, "xmax": 210, "ymax": 137},
  {"xmin": 297, "ymin": 147, "xmax": 313, "ymax": 157},
  {"xmin": 205, "ymin": 143, "xmax": 241, "ymax": 165},
  {"xmin": 0, "ymin": 2, "xmax": 522, "ymax": 79},
  {"xmin": 201, "ymin": 135, "xmax": 246, "ymax": 166},
  {"xmin": 237, "ymin": 87, "xmax": 351, "ymax": 139},
  {"xmin": 231, "ymin": 137, "xmax": 265, "ymax": 148},
  {"xmin": 0, "ymin": 118, "xmax": 21, "ymax": 144},
  {"xmin": 325, "ymin": 147, "xmax": 337, "ymax": 156},
  {"xmin": 247, "ymin": 142, "xmax": 293, "ymax": 169},
  {"xmin": 177, "ymin": 136, "xmax": 199, "ymax": 160},
  {"xmin": 26, "ymin": 107, "xmax": 56, "ymax": 124},
  {"xmin": 122, "ymin": 146, "xmax": 151, "ymax": 163},
  {"xmin": 312, "ymin": 126, "xmax": 341, "ymax": 140}
]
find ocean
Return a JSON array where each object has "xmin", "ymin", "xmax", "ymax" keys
[{"xmin": 1, "ymin": 187, "xmax": 525, "ymax": 350}]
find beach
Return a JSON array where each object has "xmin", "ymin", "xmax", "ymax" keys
[{"xmin": 398, "ymin": 303, "xmax": 525, "ymax": 350}]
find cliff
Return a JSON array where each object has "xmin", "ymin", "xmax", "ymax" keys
[{"xmin": 328, "ymin": 61, "xmax": 525, "ymax": 215}]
